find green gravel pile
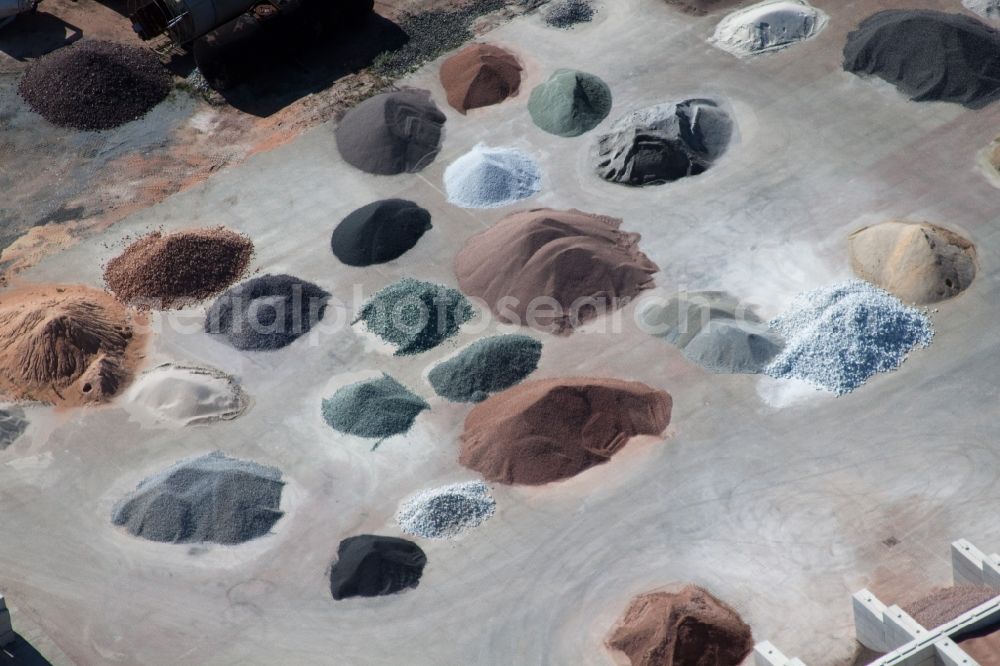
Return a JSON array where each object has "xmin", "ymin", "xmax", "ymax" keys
[
  {"xmin": 428, "ymin": 334, "xmax": 542, "ymax": 402},
  {"xmin": 356, "ymin": 278, "xmax": 473, "ymax": 356},
  {"xmin": 528, "ymin": 69, "xmax": 612, "ymax": 137},
  {"xmin": 322, "ymin": 374, "xmax": 429, "ymax": 444}
]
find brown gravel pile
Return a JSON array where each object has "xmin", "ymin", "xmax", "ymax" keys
[
  {"xmin": 903, "ymin": 586, "xmax": 996, "ymax": 629},
  {"xmin": 440, "ymin": 43, "xmax": 522, "ymax": 113},
  {"xmin": 0, "ymin": 284, "xmax": 147, "ymax": 405},
  {"xmin": 607, "ymin": 586, "xmax": 754, "ymax": 666},
  {"xmin": 459, "ymin": 377, "xmax": 671, "ymax": 485},
  {"xmin": 18, "ymin": 40, "xmax": 172, "ymax": 131},
  {"xmin": 104, "ymin": 227, "xmax": 253, "ymax": 309}
]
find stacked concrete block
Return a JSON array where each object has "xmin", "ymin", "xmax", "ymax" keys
[
  {"xmin": 753, "ymin": 640, "xmax": 808, "ymax": 666},
  {"xmin": 951, "ymin": 539, "xmax": 1000, "ymax": 591}
]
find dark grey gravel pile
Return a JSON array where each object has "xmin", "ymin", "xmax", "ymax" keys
[
  {"xmin": 205, "ymin": 274, "xmax": 329, "ymax": 351},
  {"xmin": 321, "ymin": 374, "xmax": 429, "ymax": 444},
  {"xmin": 356, "ymin": 278, "xmax": 473, "ymax": 355},
  {"xmin": 0, "ymin": 407, "xmax": 28, "ymax": 450},
  {"xmin": 18, "ymin": 40, "xmax": 172, "ymax": 131},
  {"xmin": 111, "ymin": 452, "xmax": 285, "ymax": 545},
  {"xmin": 545, "ymin": 0, "xmax": 595, "ymax": 28},
  {"xmin": 329, "ymin": 535, "xmax": 426, "ymax": 600},
  {"xmin": 428, "ymin": 334, "xmax": 542, "ymax": 402}
]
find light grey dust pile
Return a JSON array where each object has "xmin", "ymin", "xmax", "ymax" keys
[
  {"xmin": 444, "ymin": 144, "xmax": 541, "ymax": 208},
  {"xmin": 0, "ymin": 407, "xmax": 28, "ymax": 450},
  {"xmin": 396, "ymin": 481, "xmax": 496, "ymax": 539}
]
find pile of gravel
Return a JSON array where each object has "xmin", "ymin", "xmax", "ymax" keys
[
  {"xmin": 428, "ymin": 334, "xmax": 542, "ymax": 402},
  {"xmin": 396, "ymin": 481, "xmax": 496, "ymax": 539},
  {"xmin": 331, "ymin": 199, "xmax": 432, "ymax": 266},
  {"xmin": 964, "ymin": 0, "xmax": 1000, "ymax": 21},
  {"xmin": 0, "ymin": 407, "xmax": 28, "ymax": 450},
  {"xmin": 765, "ymin": 280, "xmax": 934, "ymax": 394},
  {"xmin": 903, "ymin": 586, "xmax": 997, "ymax": 629},
  {"xmin": 111, "ymin": 452, "xmax": 284, "ymax": 545},
  {"xmin": 545, "ymin": 0, "xmax": 595, "ymax": 28},
  {"xmin": 356, "ymin": 278, "xmax": 473, "ymax": 355},
  {"xmin": 321, "ymin": 374, "xmax": 429, "ymax": 444},
  {"xmin": 329, "ymin": 534, "xmax": 426, "ymax": 600},
  {"xmin": 528, "ymin": 69, "xmax": 612, "ymax": 137},
  {"xmin": 594, "ymin": 99, "xmax": 733, "ymax": 186},
  {"xmin": 104, "ymin": 227, "xmax": 253, "ymax": 309},
  {"xmin": 18, "ymin": 40, "xmax": 172, "ymax": 131},
  {"xmin": 205, "ymin": 274, "xmax": 329, "ymax": 351},
  {"xmin": 444, "ymin": 144, "xmax": 541, "ymax": 209}
]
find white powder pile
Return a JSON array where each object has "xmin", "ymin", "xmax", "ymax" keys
[
  {"xmin": 444, "ymin": 144, "xmax": 541, "ymax": 208},
  {"xmin": 396, "ymin": 481, "xmax": 496, "ymax": 539},
  {"xmin": 712, "ymin": 0, "xmax": 828, "ymax": 56}
]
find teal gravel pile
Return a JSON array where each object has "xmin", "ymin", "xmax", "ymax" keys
[
  {"xmin": 322, "ymin": 374, "xmax": 429, "ymax": 444},
  {"xmin": 356, "ymin": 278, "xmax": 473, "ymax": 355},
  {"xmin": 428, "ymin": 334, "xmax": 542, "ymax": 402},
  {"xmin": 528, "ymin": 69, "xmax": 612, "ymax": 137}
]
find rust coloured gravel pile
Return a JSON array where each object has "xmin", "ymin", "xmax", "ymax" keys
[{"xmin": 903, "ymin": 586, "xmax": 997, "ymax": 629}]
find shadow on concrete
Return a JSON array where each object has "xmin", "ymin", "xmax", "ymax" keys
[
  {"xmin": 218, "ymin": 12, "xmax": 407, "ymax": 118},
  {"xmin": 1, "ymin": 633, "xmax": 53, "ymax": 665},
  {"xmin": 0, "ymin": 12, "xmax": 82, "ymax": 60}
]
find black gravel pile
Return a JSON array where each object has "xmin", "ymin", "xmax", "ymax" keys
[
  {"xmin": 111, "ymin": 452, "xmax": 285, "ymax": 545},
  {"xmin": 329, "ymin": 535, "xmax": 426, "ymax": 600},
  {"xmin": 844, "ymin": 10, "xmax": 1000, "ymax": 109},
  {"xmin": 331, "ymin": 199, "xmax": 432, "ymax": 266},
  {"xmin": 356, "ymin": 278, "xmax": 473, "ymax": 355},
  {"xmin": 545, "ymin": 0, "xmax": 595, "ymax": 28},
  {"xmin": 205, "ymin": 274, "xmax": 329, "ymax": 351},
  {"xmin": 18, "ymin": 40, "xmax": 172, "ymax": 131},
  {"xmin": 0, "ymin": 407, "xmax": 28, "ymax": 450},
  {"xmin": 428, "ymin": 334, "xmax": 542, "ymax": 402}
]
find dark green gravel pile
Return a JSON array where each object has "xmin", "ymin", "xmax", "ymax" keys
[
  {"xmin": 322, "ymin": 374, "xmax": 429, "ymax": 443},
  {"xmin": 428, "ymin": 334, "xmax": 542, "ymax": 402},
  {"xmin": 356, "ymin": 278, "xmax": 473, "ymax": 355}
]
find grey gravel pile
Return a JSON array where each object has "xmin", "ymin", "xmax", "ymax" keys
[
  {"xmin": 0, "ymin": 407, "xmax": 28, "ymax": 450},
  {"xmin": 765, "ymin": 280, "xmax": 934, "ymax": 394},
  {"xmin": 545, "ymin": 0, "xmax": 595, "ymax": 28},
  {"xmin": 322, "ymin": 374, "xmax": 429, "ymax": 444},
  {"xmin": 428, "ymin": 334, "xmax": 542, "ymax": 402},
  {"xmin": 396, "ymin": 481, "xmax": 496, "ymax": 539},
  {"xmin": 356, "ymin": 278, "xmax": 473, "ymax": 355},
  {"xmin": 111, "ymin": 452, "xmax": 285, "ymax": 545}
]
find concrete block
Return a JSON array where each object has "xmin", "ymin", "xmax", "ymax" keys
[
  {"xmin": 753, "ymin": 641, "xmax": 808, "ymax": 666},
  {"xmin": 935, "ymin": 637, "xmax": 980, "ymax": 666}
]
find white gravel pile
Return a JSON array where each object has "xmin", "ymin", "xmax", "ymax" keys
[
  {"xmin": 712, "ymin": 0, "xmax": 828, "ymax": 56},
  {"xmin": 765, "ymin": 280, "xmax": 933, "ymax": 394},
  {"xmin": 396, "ymin": 481, "xmax": 496, "ymax": 539},
  {"xmin": 964, "ymin": 0, "xmax": 1000, "ymax": 20},
  {"xmin": 444, "ymin": 144, "xmax": 541, "ymax": 208}
]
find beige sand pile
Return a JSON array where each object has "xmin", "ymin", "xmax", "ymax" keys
[
  {"xmin": 0, "ymin": 285, "xmax": 147, "ymax": 405},
  {"xmin": 123, "ymin": 364, "xmax": 249, "ymax": 428},
  {"xmin": 848, "ymin": 220, "xmax": 976, "ymax": 304},
  {"xmin": 607, "ymin": 585, "xmax": 754, "ymax": 666},
  {"xmin": 902, "ymin": 585, "xmax": 996, "ymax": 628}
]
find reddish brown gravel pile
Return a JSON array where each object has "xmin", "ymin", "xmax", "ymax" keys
[
  {"xmin": 902, "ymin": 586, "xmax": 997, "ymax": 629},
  {"xmin": 455, "ymin": 208, "xmax": 658, "ymax": 334},
  {"xmin": 440, "ymin": 43, "xmax": 522, "ymax": 113},
  {"xmin": 458, "ymin": 377, "xmax": 671, "ymax": 485},
  {"xmin": 0, "ymin": 285, "xmax": 147, "ymax": 405},
  {"xmin": 607, "ymin": 586, "xmax": 754, "ymax": 666},
  {"xmin": 18, "ymin": 40, "xmax": 172, "ymax": 131},
  {"xmin": 104, "ymin": 227, "xmax": 253, "ymax": 309}
]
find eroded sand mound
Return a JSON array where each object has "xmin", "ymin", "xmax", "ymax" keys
[
  {"xmin": 607, "ymin": 585, "xmax": 754, "ymax": 666},
  {"xmin": 455, "ymin": 208, "xmax": 659, "ymax": 334},
  {"xmin": 849, "ymin": 220, "xmax": 976, "ymax": 304},
  {"xmin": 459, "ymin": 377, "xmax": 671, "ymax": 485},
  {"xmin": 0, "ymin": 285, "xmax": 146, "ymax": 405},
  {"xmin": 328, "ymin": 535, "xmax": 426, "ymax": 600},
  {"xmin": 123, "ymin": 364, "xmax": 249, "ymax": 427}
]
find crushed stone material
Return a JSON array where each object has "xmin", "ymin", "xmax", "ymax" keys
[
  {"xmin": 329, "ymin": 535, "xmax": 426, "ymax": 600},
  {"xmin": 440, "ymin": 43, "xmax": 522, "ymax": 113},
  {"xmin": 396, "ymin": 481, "xmax": 495, "ymax": 539},
  {"xmin": 903, "ymin": 586, "xmax": 997, "ymax": 629},
  {"xmin": 205, "ymin": 274, "xmax": 329, "ymax": 351},
  {"xmin": 123, "ymin": 364, "xmax": 249, "ymax": 428},
  {"xmin": 848, "ymin": 220, "xmax": 977, "ymax": 304},
  {"xmin": 0, "ymin": 407, "xmax": 28, "ymax": 450},
  {"xmin": 18, "ymin": 39, "xmax": 172, "ymax": 131},
  {"xmin": 104, "ymin": 227, "xmax": 253, "ymax": 309},
  {"xmin": 459, "ymin": 377, "xmax": 671, "ymax": 485},
  {"xmin": 712, "ymin": 0, "xmax": 828, "ymax": 56},
  {"xmin": 331, "ymin": 199, "xmax": 432, "ymax": 267},
  {"xmin": 964, "ymin": 0, "xmax": 1000, "ymax": 21},
  {"xmin": 607, "ymin": 585, "xmax": 755, "ymax": 666},
  {"xmin": 765, "ymin": 280, "xmax": 934, "ymax": 394},
  {"xmin": 843, "ymin": 10, "xmax": 1000, "ymax": 109},
  {"xmin": 528, "ymin": 69, "xmax": 612, "ymax": 137},
  {"xmin": 335, "ymin": 88, "xmax": 446, "ymax": 175},
  {"xmin": 321, "ymin": 374, "xmax": 429, "ymax": 443},
  {"xmin": 595, "ymin": 99, "xmax": 733, "ymax": 186},
  {"xmin": 444, "ymin": 144, "xmax": 541, "ymax": 208},
  {"xmin": 455, "ymin": 208, "xmax": 658, "ymax": 334},
  {"xmin": 544, "ymin": 0, "xmax": 595, "ymax": 28},
  {"xmin": 355, "ymin": 278, "xmax": 473, "ymax": 355},
  {"xmin": 112, "ymin": 452, "xmax": 284, "ymax": 545},
  {"xmin": 428, "ymin": 334, "xmax": 542, "ymax": 403}
]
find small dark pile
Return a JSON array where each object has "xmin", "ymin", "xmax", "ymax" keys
[
  {"xmin": 205, "ymin": 274, "xmax": 329, "ymax": 351},
  {"xmin": 18, "ymin": 40, "xmax": 172, "ymax": 131},
  {"xmin": 112, "ymin": 452, "xmax": 285, "ymax": 545},
  {"xmin": 0, "ymin": 407, "xmax": 28, "ymax": 450},
  {"xmin": 335, "ymin": 88, "xmax": 446, "ymax": 175},
  {"xmin": 428, "ymin": 334, "xmax": 542, "ymax": 403},
  {"xmin": 104, "ymin": 227, "xmax": 253, "ymax": 309},
  {"xmin": 321, "ymin": 374, "xmax": 429, "ymax": 443},
  {"xmin": 331, "ymin": 199, "xmax": 432, "ymax": 266},
  {"xmin": 545, "ymin": 0, "xmax": 595, "ymax": 28},
  {"xmin": 844, "ymin": 10, "xmax": 1000, "ymax": 109},
  {"xmin": 903, "ymin": 586, "xmax": 997, "ymax": 629},
  {"xmin": 329, "ymin": 534, "xmax": 426, "ymax": 600},
  {"xmin": 356, "ymin": 278, "xmax": 473, "ymax": 355}
]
